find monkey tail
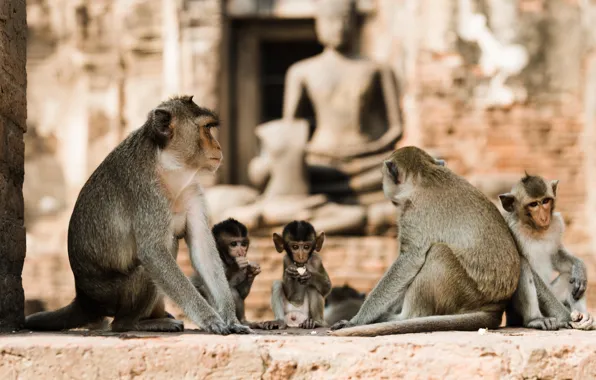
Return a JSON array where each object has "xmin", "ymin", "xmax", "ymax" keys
[
  {"xmin": 25, "ymin": 298, "xmax": 102, "ymax": 331},
  {"xmin": 328, "ymin": 312, "xmax": 501, "ymax": 337}
]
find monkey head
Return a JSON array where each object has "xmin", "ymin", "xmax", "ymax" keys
[
  {"xmin": 149, "ymin": 95, "xmax": 223, "ymax": 173},
  {"xmin": 381, "ymin": 146, "xmax": 446, "ymax": 206},
  {"xmin": 499, "ymin": 173, "xmax": 558, "ymax": 231},
  {"xmin": 212, "ymin": 218, "xmax": 250, "ymax": 267},
  {"xmin": 273, "ymin": 220, "xmax": 325, "ymax": 266}
]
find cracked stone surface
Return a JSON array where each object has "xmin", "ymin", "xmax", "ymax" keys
[{"xmin": 1, "ymin": 329, "xmax": 596, "ymax": 379}]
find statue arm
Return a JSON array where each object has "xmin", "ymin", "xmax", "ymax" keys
[{"xmin": 282, "ymin": 65, "xmax": 306, "ymax": 119}]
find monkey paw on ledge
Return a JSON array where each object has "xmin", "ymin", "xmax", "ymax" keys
[{"xmin": 2, "ymin": 329, "xmax": 596, "ymax": 379}]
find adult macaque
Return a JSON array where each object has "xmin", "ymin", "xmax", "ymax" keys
[
  {"xmin": 330, "ymin": 146, "xmax": 522, "ymax": 336},
  {"xmin": 25, "ymin": 96, "xmax": 251, "ymax": 334}
]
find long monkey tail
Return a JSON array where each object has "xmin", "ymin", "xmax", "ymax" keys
[
  {"xmin": 328, "ymin": 312, "xmax": 502, "ymax": 337},
  {"xmin": 24, "ymin": 298, "xmax": 102, "ymax": 331}
]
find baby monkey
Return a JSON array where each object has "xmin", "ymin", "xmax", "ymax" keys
[
  {"xmin": 260, "ymin": 220, "xmax": 331, "ymax": 330},
  {"xmin": 500, "ymin": 174, "xmax": 593, "ymax": 329},
  {"xmin": 191, "ymin": 218, "xmax": 261, "ymax": 324}
]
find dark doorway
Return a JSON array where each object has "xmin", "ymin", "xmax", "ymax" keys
[{"xmin": 259, "ymin": 40, "xmax": 322, "ymax": 124}]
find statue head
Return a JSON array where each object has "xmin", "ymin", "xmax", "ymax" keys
[{"xmin": 315, "ymin": 0, "xmax": 356, "ymax": 50}]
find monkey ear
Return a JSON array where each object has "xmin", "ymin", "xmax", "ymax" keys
[
  {"xmin": 272, "ymin": 233, "xmax": 285, "ymax": 253},
  {"xmin": 551, "ymin": 180, "xmax": 559, "ymax": 196},
  {"xmin": 151, "ymin": 108, "xmax": 173, "ymax": 148},
  {"xmin": 384, "ymin": 161, "xmax": 399, "ymax": 184},
  {"xmin": 315, "ymin": 232, "xmax": 325, "ymax": 252},
  {"xmin": 434, "ymin": 158, "xmax": 446, "ymax": 167},
  {"xmin": 498, "ymin": 193, "xmax": 516, "ymax": 213}
]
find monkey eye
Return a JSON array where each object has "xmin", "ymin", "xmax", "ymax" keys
[
  {"xmin": 528, "ymin": 201, "xmax": 539, "ymax": 208},
  {"xmin": 231, "ymin": 242, "xmax": 237, "ymax": 247},
  {"xmin": 542, "ymin": 198, "xmax": 551, "ymax": 205},
  {"xmin": 241, "ymin": 242, "xmax": 248, "ymax": 247},
  {"xmin": 304, "ymin": 245, "xmax": 310, "ymax": 250},
  {"xmin": 292, "ymin": 245, "xmax": 299, "ymax": 250}
]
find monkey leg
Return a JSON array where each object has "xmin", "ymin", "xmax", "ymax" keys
[
  {"xmin": 330, "ymin": 244, "xmax": 502, "ymax": 337},
  {"xmin": 551, "ymin": 272, "xmax": 587, "ymax": 313},
  {"xmin": 110, "ymin": 269, "xmax": 184, "ymax": 333},
  {"xmin": 300, "ymin": 287, "xmax": 326, "ymax": 329},
  {"xmin": 231, "ymin": 288, "xmax": 246, "ymax": 323},
  {"xmin": 506, "ymin": 257, "xmax": 561, "ymax": 330},
  {"xmin": 259, "ymin": 280, "xmax": 289, "ymax": 330}
]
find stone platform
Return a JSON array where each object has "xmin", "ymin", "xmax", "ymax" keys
[{"xmin": 1, "ymin": 329, "xmax": 596, "ymax": 379}]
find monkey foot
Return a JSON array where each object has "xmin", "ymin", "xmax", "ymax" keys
[
  {"xmin": 329, "ymin": 320, "xmax": 355, "ymax": 331},
  {"xmin": 570, "ymin": 310, "xmax": 596, "ymax": 330},
  {"xmin": 526, "ymin": 317, "xmax": 563, "ymax": 331},
  {"xmin": 258, "ymin": 320, "xmax": 287, "ymax": 330},
  {"xmin": 299, "ymin": 319, "xmax": 319, "ymax": 329},
  {"xmin": 228, "ymin": 323, "xmax": 253, "ymax": 334}
]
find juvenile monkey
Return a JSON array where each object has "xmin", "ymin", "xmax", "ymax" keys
[
  {"xmin": 500, "ymin": 174, "xmax": 594, "ymax": 330},
  {"xmin": 260, "ymin": 221, "xmax": 331, "ymax": 330},
  {"xmin": 191, "ymin": 218, "xmax": 261, "ymax": 324},
  {"xmin": 324, "ymin": 285, "xmax": 366, "ymax": 326},
  {"xmin": 330, "ymin": 146, "xmax": 522, "ymax": 337},
  {"xmin": 25, "ymin": 96, "xmax": 251, "ymax": 334}
]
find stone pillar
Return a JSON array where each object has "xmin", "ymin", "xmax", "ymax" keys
[{"xmin": 0, "ymin": 0, "xmax": 27, "ymax": 331}]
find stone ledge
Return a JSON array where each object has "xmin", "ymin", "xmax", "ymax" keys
[{"xmin": 1, "ymin": 329, "xmax": 596, "ymax": 379}]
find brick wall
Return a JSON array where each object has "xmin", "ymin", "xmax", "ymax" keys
[{"xmin": 0, "ymin": 0, "xmax": 27, "ymax": 332}]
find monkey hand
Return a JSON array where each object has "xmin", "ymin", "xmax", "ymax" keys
[
  {"xmin": 236, "ymin": 256, "xmax": 249, "ymax": 270},
  {"xmin": 526, "ymin": 317, "xmax": 562, "ymax": 331},
  {"xmin": 200, "ymin": 315, "xmax": 233, "ymax": 335},
  {"xmin": 329, "ymin": 319, "xmax": 355, "ymax": 331},
  {"xmin": 285, "ymin": 266, "xmax": 301, "ymax": 279},
  {"xmin": 570, "ymin": 310, "xmax": 596, "ymax": 330},
  {"xmin": 247, "ymin": 263, "xmax": 261, "ymax": 278},
  {"xmin": 299, "ymin": 319, "xmax": 321, "ymax": 329},
  {"xmin": 569, "ymin": 266, "xmax": 587, "ymax": 301},
  {"xmin": 297, "ymin": 270, "xmax": 311, "ymax": 285},
  {"xmin": 258, "ymin": 320, "xmax": 287, "ymax": 330}
]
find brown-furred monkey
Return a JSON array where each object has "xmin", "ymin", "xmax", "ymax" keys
[
  {"xmin": 500, "ymin": 174, "xmax": 594, "ymax": 330},
  {"xmin": 191, "ymin": 218, "xmax": 261, "ymax": 325},
  {"xmin": 25, "ymin": 95, "xmax": 251, "ymax": 335},
  {"xmin": 259, "ymin": 221, "xmax": 331, "ymax": 330}
]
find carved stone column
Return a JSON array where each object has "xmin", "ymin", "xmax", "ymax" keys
[{"xmin": 0, "ymin": 0, "xmax": 27, "ymax": 331}]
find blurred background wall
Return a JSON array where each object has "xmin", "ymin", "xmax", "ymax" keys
[{"xmin": 22, "ymin": 0, "xmax": 596, "ymax": 320}]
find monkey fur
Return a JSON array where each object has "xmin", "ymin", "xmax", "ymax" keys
[
  {"xmin": 259, "ymin": 221, "xmax": 331, "ymax": 330},
  {"xmin": 191, "ymin": 218, "xmax": 261, "ymax": 324},
  {"xmin": 25, "ymin": 95, "xmax": 251, "ymax": 335},
  {"xmin": 329, "ymin": 146, "xmax": 523, "ymax": 336},
  {"xmin": 324, "ymin": 285, "xmax": 366, "ymax": 326},
  {"xmin": 500, "ymin": 174, "xmax": 594, "ymax": 330}
]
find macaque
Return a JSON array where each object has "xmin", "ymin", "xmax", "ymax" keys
[
  {"xmin": 260, "ymin": 221, "xmax": 331, "ymax": 330},
  {"xmin": 191, "ymin": 218, "xmax": 260, "ymax": 324},
  {"xmin": 324, "ymin": 285, "xmax": 365, "ymax": 326},
  {"xmin": 500, "ymin": 174, "xmax": 594, "ymax": 330}
]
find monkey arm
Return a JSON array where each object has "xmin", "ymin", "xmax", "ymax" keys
[
  {"xmin": 553, "ymin": 247, "xmax": 587, "ymax": 300},
  {"xmin": 348, "ymin": 241, "xmax": 429, "ymax": 326},
  {"xmin": 510, "ymin": 256, "xmax": 564, "ymax": 330},
  {"xmin": 236, "ymin": 275, "xmax": 255, "ymax": 300},
  {"xmin": 307, "ymin": 255, "xmax": 331, "ymax": 297},
  {"xmin": 271, "ymin": 280, "xmax": 287, "ymax": 320},
  {"xmin": 184, "ymin": 196, "xmax": 239, "ymax": 325}
]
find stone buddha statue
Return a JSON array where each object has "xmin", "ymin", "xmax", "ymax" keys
[{"xmin": 208, "ymin": 0, "xmax": 402, "ymax": 235}]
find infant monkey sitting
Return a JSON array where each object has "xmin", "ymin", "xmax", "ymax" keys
[
  {"xmin": 259, "ymin": 220, "xmax": 332, "ymax": 330},
  {"xmin": 191, "ymin": 218, "xmax": 261, "ymax": 325}
]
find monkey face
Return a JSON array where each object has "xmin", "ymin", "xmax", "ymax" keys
[
  {"xmin": 526, "ymin": 198, "xmax": 553, "ymax": 229},
  {"xmin": 228, "ymin": 238, "xmax": 249, "ymax": 258},
  {"xmin": 151, "ymin": 96, "xmax": 223, "ymax": 173},
  {"xmin": 287, "ymin": 240, "xmax": 315, "ymax": 265},
  {"xmin": 381, "ymin": 160, "xmax": 415, "ymax": 206}
]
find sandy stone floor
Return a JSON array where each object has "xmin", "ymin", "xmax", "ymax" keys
[{"xmin": 2, "ymin": 328, "xmax": 596, "ymax": 379}]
